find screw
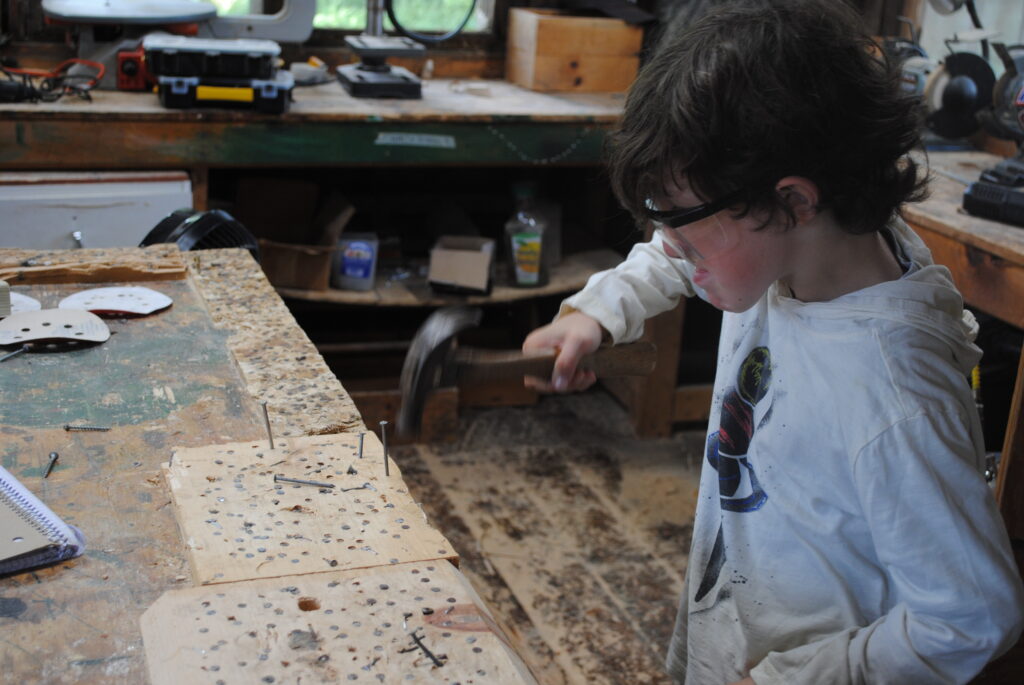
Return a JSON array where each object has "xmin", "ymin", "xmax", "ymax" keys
[
  {"xmin": 379, "ymin": 421, "xmax": 389, "ymax": 477},
  {"xmin": 0, "ymin": 344, "xmax": 29, "ymax": 362},
  {"xmin": 64, "ymin": 424, "xmax": 110, "ymax": 432},
  {"xmin": 261, "ymin": 400, "xmax": 274, "ymax": 450},
  {"xmin": 44, "ymin": 452, "xmax": 59, "ymax": 478},
  {"xmin": 273, "ymin": 474, "xmax": 334, "ymax": 489}
]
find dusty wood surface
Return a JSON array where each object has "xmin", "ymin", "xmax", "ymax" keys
[
  {"xmin": 394, "ymin": 392, "xmax": 703, "ymax": 685},
  {"xmin": 0, "ymin": 79, "xmax": 624, "ymax": 123},
  {"xmin": 141, "ymin": 559, "xmax": 536, "ymax": 685},
  {"xmin": 0, "ymin": 247, "xmax": 360, "ymax": 684},
  {"xmin": 0, "ymin": 275, "xmax": 265, "ymax": 684},
  {"xmin": 165, "ymin": 433, "xmax": 455, "ymax": 585},
  {"xmin": 276, "ymin": 249, "xmax": 624, "ymax": 307},
  {"xmin": 187, "ymin": 249, "xmax": 364, "ymax": 437}
]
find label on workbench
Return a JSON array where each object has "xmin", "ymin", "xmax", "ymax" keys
[{"xmin": 374, "ymin": 133, "xmax": 456, "ymax": 149}]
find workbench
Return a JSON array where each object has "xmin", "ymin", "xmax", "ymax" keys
[
  {"xmin": 903, "ymin": 150, "xmax": 1024, "ymax": 546},
  {"xmin": 0, "ymin": 79, "xmax": 623, "ymax": 210},
  {"xmin": 0, "ymin": 246, "xmax": 532, "ymax": 684}
]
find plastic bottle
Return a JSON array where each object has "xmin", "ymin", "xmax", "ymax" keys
[{"xmin": 504, "ymin": 183, "xmax": 549, "ymax": 287}]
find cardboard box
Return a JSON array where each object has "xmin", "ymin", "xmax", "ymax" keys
[
  {"xmin": 428, "ymin": 236, "xmax": 495, "ymax": 295},
  {"xmin": 258, "ymin": 239, "xmax": 336, "ymax": 291},
  {"xmin": 506, "ymin": 8, "xmax": 643, "ymax": 93}
]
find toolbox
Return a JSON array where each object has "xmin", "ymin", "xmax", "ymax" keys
[
  {"xmin": 143, "ymin": 34, "xmax": 281, "ymax": 80},
  {"xmin": 156, "ymin": 71, "xmax": 294, "ymax": 114}
]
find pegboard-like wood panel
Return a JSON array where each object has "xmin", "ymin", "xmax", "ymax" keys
[
  {"xmin": 165, "ymin": 433, "xmax": 457, "ymax": 585},
  {"xmin": 141, "ymin": 560, "xmax": 536, "ymax": 685}
]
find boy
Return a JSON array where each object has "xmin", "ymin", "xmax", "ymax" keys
[{"xmin": 522, "ymin": 1, "xmax": 1024, "ymax": 683}]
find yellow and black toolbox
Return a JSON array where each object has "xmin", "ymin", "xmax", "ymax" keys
[{"xmin": 143, "ymin": 33, "xmax": 293, "ymax": 114}]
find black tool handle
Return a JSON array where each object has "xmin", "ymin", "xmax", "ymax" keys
[{"xmin": 454, "ymin": 341, "xmax": 657, "ymax": 385}]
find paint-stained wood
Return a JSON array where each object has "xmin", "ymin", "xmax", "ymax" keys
[
  {"xmin": 164, "ymin": 433, "xmax": 456, "ymax": 585},
  {"xmin": 0, "ymin": 246, "xmax": 363, "ymax": 684},
  {"xmin": 140, "ymin": 560, "xmax": 536, "ymax": 685},
  {"xmin": 0, "ymin": 275, "xmax": 266, "ymax": 684}
]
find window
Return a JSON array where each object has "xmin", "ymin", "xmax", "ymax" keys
[{"xmin": 208, "ymin": 0, "xmax": 494, "ymax": 34}]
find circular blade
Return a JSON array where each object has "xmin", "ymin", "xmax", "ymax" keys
[
  {"xmin": 0, "ymin": 308, "xmax": 111, "ymax": 345},
  {"xmin": 59, "ymin": 286, "xmax": 173, "ymax": 316}
]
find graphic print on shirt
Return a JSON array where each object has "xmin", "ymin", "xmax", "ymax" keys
[{"xmin": 694, "ymin": 346, "xmax": 772, "ymax": 602}]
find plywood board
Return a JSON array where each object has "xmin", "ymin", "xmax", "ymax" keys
[
  {"xmin": 164, "ymin": 433, "xmax": 457, "ymax": 585},
  {"xmin": 140, "ymin": 561, "xmax": 537, "ymax": 685}
]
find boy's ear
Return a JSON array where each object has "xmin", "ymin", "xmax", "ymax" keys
[{"xmin": 775, "ymin": 176, "xmax": 819, "ymax": 223}]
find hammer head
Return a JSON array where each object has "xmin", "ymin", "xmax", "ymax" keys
[{"xmin": 397, "ymin": 306, "xmax": 483, "ymax": 437}]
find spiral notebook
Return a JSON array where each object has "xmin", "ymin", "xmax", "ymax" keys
[{"xmin": 0, "ymin": 464, "xmax": 85, "ymax": 576}]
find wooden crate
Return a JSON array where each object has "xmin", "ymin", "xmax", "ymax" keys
[{"xmin": 506, "ymin": 8, "xmax": 643, "ymax": 93}]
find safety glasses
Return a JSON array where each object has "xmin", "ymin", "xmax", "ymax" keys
[{"xmin": 644, "ymin": 189, "xmax": 745, "ymax": 262}]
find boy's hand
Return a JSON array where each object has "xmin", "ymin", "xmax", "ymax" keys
[
  {"xmin": 727, "ymin": 678, "xmax": 756, "ymax": 685},
  {"xmin": 522, "ymin": 312, "xmax": 604, "ymax": 392}
]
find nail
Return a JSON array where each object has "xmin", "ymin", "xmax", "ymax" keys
[
  {"xmin": 380, "ymin": 421, "xmax": 389, "ymax": 477},
  {"xmin": 358, "ymin": 432, "xmax": 364, "ymax": 459},
  {"xmin": 273, "ymin": 474, "xmax": 334, "ymax": 489},
  {"xmin": 0, "ymin": 344, "xmax": 29, "ymax": 362},
  {"xmin": 261, "ymin": 400, "xmax": 274, "ymax": 450},
  {"xmin": 44, "ymin": 452, "xmax": 59, "ymax": 478}
]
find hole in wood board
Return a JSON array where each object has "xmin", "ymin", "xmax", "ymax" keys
[{"xmin": 297, "ymin": 596, "xmax": 320, "ymax": 611}]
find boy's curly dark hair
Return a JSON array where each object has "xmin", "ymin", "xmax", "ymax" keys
[{"xmin": 606, "ymin": 0, "xmax": 927, "ymax": 234}]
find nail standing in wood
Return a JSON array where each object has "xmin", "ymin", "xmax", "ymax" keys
[
  {"xmin": 358, "ymin": 432, "xmax": 364, "ymax": 459},
  {"xmin": 261, "ymin": 400, "xmax": 274, "ymax": 450},
  {"xmin": 44, "ymin": 452, "xmax": 59, "ymax": 478},
  {"xmin": 380, "ymin": 420, "xmax": 390, "ymax": 477}
]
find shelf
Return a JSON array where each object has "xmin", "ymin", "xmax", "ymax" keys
[{"xmin": 275, "ymin": 248, "xmax": 623, "ymax": 307}]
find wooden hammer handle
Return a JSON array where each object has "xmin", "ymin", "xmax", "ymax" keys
[{"xmin": 454, "ymin": 341, "xmax": 657, "ymax": 385}]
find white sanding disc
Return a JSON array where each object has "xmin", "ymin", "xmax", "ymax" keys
[
  {"xmin": 59, "ymin": 286, "xmax": 173, "ymax": 316},
  {"xmin": 10, "ymin": 292, "xmax": 42, "ymax": 314},
  {"xmin": 0, "ymin": 308, "xmax": 111, "ymax": 345}
]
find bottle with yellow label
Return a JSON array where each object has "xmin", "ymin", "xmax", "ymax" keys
[{"xmin": 504, "ymin": 182, "xmax": 549, "ymax": 287}]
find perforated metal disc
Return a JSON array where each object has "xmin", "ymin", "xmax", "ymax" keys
[
  {"xmin": 59, "ymin": 286, "xmax": 173, "ymax": 316},
  {"xmin": 0, "ymin": 308, "xmax": 111, "ymax": 345},
  {"xmin": 10, "ymin": 293, "xmax": 42, "ymax": 314}
]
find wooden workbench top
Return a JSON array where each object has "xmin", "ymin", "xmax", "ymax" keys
[
  {"xmin": 905, "ymin": 150, "xmax": 1024, "ymax": 267},
  {"xmin": 0, "ymin": 246, "xmax": 366, "ymax": 683},
  {"xmin": 0, "ymin": 78, "xmax": 626, "ymax": 123}
]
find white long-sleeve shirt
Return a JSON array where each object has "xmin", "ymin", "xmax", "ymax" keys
[{"xmin": 561, "ymin": 219, "xmax": 1024, "ymax": 684}]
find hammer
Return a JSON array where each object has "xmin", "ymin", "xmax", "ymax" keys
[{"xmin": 396, "ymin": 306, "xmax": 657, "ymax": 437}]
